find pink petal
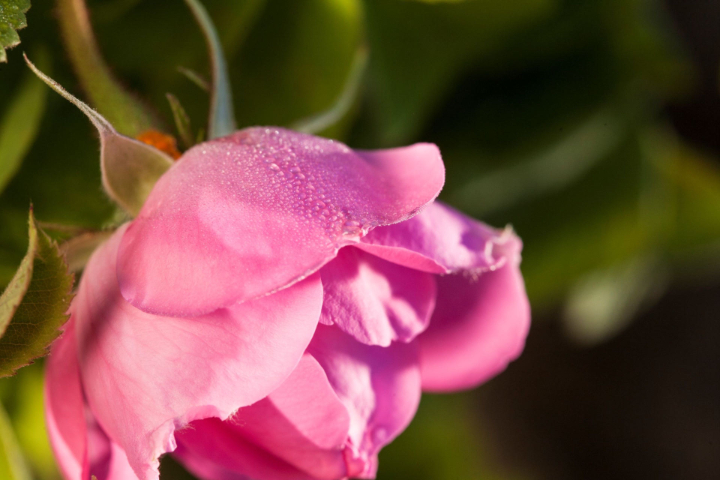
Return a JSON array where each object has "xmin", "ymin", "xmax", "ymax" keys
[
  {"xmin": 418, "ymin": 261, "xmax": 531, "ymax": 392},
  {"xmin": 45, "ymin": 321, "xmax": 136, "ymax": 480},
  {"xmin": 358, "ymin": 201, "xmax": 520, "ymax": 274},
  {"xmin": 175, "ymin": 354, "xmax": 351, "ymax": 480},
  {"xmin": 117, "ymin": 127, "xmax": 444, "ymax": 317},
  {"xmin": 173, "ymin": 419, "xmax": 317, "ymax": 480},
  {"xmin": 74, "ymin": 226, "xmax": 323, "ymax": 480},
  {"xmin": 45, "ymin": 322, "xmax": 86, "ymax": 480},
  {"xmin": 86, "ymin": 415, "xmax": 137, "ymax": 480},
  {"xmin": 308, "ymin": 325, "xmax": 422, "ymax": 478},
  {"xmin": 320, "ymin": 247, "xmax": 436, "ymax": 346}
]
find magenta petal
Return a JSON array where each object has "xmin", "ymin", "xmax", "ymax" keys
[
  {"xmin": 86, "ymin": 415, "xmax": 137, "ymax": 480},
  {"xmin": 320, "ymin": 247, "xmax": 436, "ymax": 346},
  {"xmin": 308, "ymin": 325, "xmax": 421, "ymax": 478},
  {"xmin": 117, "ymin": 127, "xmax": 444, "ymax": 317},
  {"xmin": 174, "ymin": 419, "xmax": 317, "ymax": 480},
  {"xmin": 358, "ymin": 201, "xmax": 519, "ymax": 274},
  {"xmin": 45, "ymin": 322, "xmax": 86, "ymax": 480},
  {"xmin": 74, "ymin": 226, "xmax": 323, "ymax": 480},
  {"xmin": 419, "ymin": 261, "xmax": 530, "ymax": 392},
  {"xmin": 176, "ymin": 354, "xmax": 350, "ymax": 480},
  {"xmin": 45, "ymin": 321, "xmax": 136, "ymax": 480}
]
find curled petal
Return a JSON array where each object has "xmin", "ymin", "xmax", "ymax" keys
[
  {"xmin": 174, "ymin": 419, "xmax": 316, "ymax": 480},
  {"xmin": 74, "ymin": 226, "xmax": 323, "ymax": 480},
  {"xmin": 117, "ymin": 127, "xmax": 444, "ymax": 316},
  {"xmin": 176, "ymin": 354, "xmax": 351, "ymax": 480},
  {"xmin": 308, "ymin": 325, "xmax": 421, "ymax": 478},
  {"xmin": 45, "ymin": 321, "xmax": 136, "ymax": 480},
  {"xmin": 358, "ymin": 201, "xmax": 520, "ymax": 274},
  {"xmin": 45, "ymin": 322, "xmax": 86, "ymax": 480},
  {"xmin": 418, "ymin": 262, "xmax": 530, "ymax": 392},
  {"xmin": 320, "ymin": 247, "xmax": 436, "ymax": 346}
]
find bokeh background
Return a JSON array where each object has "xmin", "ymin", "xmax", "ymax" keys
[{"xmin": 1, "ymin": 0, "xmax": 719, "ymax": 478}]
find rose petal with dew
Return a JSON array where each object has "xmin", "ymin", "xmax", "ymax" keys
[{"xmin": 117, "ymin": 127, "xmax": 444, "ymax": 317}]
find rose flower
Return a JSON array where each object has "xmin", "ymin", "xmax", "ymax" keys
[{"xmin": 45, "ymin": 127, "xmax": 530, "ymax": 480}]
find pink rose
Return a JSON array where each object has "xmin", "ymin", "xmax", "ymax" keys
[{"xmin": 45, "ymin": 128, "xmax": 530, "ymax": 480}]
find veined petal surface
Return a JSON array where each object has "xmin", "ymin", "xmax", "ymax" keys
[
  {"xmin": 320, "ymin": 247, "xmax": 436, "ymax": 346},
  {"xmin": 308, "ymin": 326, "xmax": 421, "ymax": 479},
  {"xmin": 176, "ymin": 354, "xmax": 351, "ymax": 480},
  {"xmin": 418, "ymin": 261, "xmax": 530, "ymax": 392},
  {"xmin": 117, "ymin": 127, "xmax": 444, "ymax": 317},
  {"xmin": 358, "ymin": 201, "xmax": 519, "ymax": 274},
  {"xmin": 45, "ymin": 321, "xmax": 136, "ymax": 480},
  {"xmin": 74, "ymin": 226, "xmax": 323, "ymax": 480}
]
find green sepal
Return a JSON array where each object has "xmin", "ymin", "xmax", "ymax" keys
[
  {"xmin": 24, "ymin": 55, "xmax": 174, "ymax": 217},
  {"xmin": 0, "ymin": 210, "xmax": 73, "ymax": 378},
  {"xmin": 166, "ymin": 93, "xmax": 195, "ymax": 150}
]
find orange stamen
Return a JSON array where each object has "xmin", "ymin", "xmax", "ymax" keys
[{"xmin": 136, "ymin": 130, "xmax": 182, "ymax": 160}]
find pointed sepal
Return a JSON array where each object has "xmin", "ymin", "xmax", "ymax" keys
[{"xmin": 24, "ymin": 55, "xmax": 174, "ymax": 216}]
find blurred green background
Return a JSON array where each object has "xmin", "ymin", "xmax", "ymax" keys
[{"xmin": 1, "ymin": 0, "xmax": 719, "ymax": 478}]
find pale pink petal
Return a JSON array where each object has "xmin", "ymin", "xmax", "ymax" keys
[
  {"xmin": 173, "ymin": 419, "xmax": 317, "ymax": 480},
  {"xmin": 358, "ymin": 201, "xmax": 520, "ymax": 274},
  {"xmin": 176, "ymin": 354, "xmax": 351, "ymax": 480},
  {"xmin": 74, "ymin": 226, "xmax": 323, "ymax": 480},
  {"xmin": 308, "ymin": 325, "xmax": 421, "ymax": 479},
  {"xmin": 418, "ymin": 261, "xmax": 530, "ymax": 392},
  {"xmin": 45, "ymin": 321, "xmax": 137, "ymax": 480},
  {"xmin": 45, "ymin": 321, "xmax": 86, "ymax": 480},
  {"xmin": 117, "ymin": 128, "xmax": 444, "ymax": 317},
  {"xmin": 319, "ymin": 247, "xmax": 436, "ymax": 346},
  {"xmin": 86, "ymin": 415, "xmax": 137, "ymax": 480}
]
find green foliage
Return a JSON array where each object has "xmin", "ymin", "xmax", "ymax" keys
[
  {"xmin": 0, "ymin": 211, "xmax": 73, "ymax": 378},
  {"xmin": 0, "ymin": 46, "xmax": 47, "ymax": 193},
  {"xmin": 25, "ymin": 56, "xmax": 174, "ymax": 217},
  {"xmin": 362, "ymin": 0, "xmax": 557, "ymax": 145},
  {"xmin": 0, "ymin": 0, "xmax": 29, "ymax": 63},
  {"xmin": 233, "ymin": 0, "xmax": 364, "ymax": 134},
  {"xmin": 0, "ymin": 402, "xmax": 30, "ymax": 480},
  {"xmin": 184, "ymin": 0, "xmax": 237, "ymax": 139},
  {"xmin": 0, "ymin": 362, "xmax": 58, "ymax": 480},
  {"xmin": 55, "ymin": 0, "xmax": 156, "ymax": 136}
]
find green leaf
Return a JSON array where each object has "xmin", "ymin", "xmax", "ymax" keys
[
  {"xmin": 0, "ymin": 46, "xmax": 48, "ymax": 194},
  {"xmin": 25, "ymin": 55, "xmax": 174, "ymax": 217},
  {"xmin": 55, "ymin": 0, "xmax": 157, "ymax": 137},
  {"xmin": 0, "ymin": 402, "xmax": 30, "ymax": 480},
  {"xmin": 563, "ymin": 255, "xmax": 669, "ymax": 345},
  {"xmin": 0, "ymin": 0, "xmax": 30, "ymax": 63},
  {"xmin": 291, "ymin": 45, "xmax": 368, "ymax": 135},
  {"xmin": 234, "ymin": 0, "xmax": 364, "ymax": 137},
  {"xmin": 0, "ymin": 210, "xmax": 73, "ymax": 378},
  {"xmin": 184, "ymin": 0, "xmax": 237, "ymax": 139},
  {"xmin": 363, "ymin": 0, "xmax": 556, "ymax": 145}
]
